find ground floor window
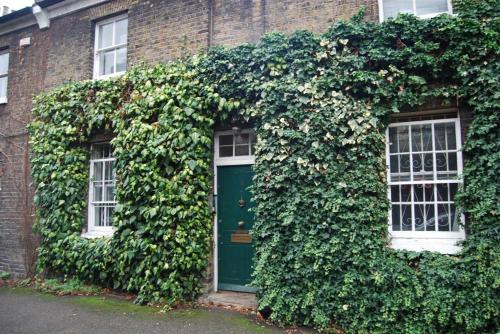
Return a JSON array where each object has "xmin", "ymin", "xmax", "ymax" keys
[
  {"xmin": 387, "ymin": 118, "xmax": 465, "ymax": 253},
  {"xmin": 86, "ymin": 143, "xmax": 115, "ymax": 236}
]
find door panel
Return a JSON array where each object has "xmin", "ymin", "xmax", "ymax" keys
[{"xmin": 217, "ymin": 165, "xmax": 255, "ymax": 292}]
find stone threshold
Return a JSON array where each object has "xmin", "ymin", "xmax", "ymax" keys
[{"xmin": 198, "ymin": 290, "xmax": 258, "ymax": 310}]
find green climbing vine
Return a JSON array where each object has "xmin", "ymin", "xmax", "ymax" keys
[{"xmin": 29, "ymin": 0, "xmax": 498, "ymax": 332}]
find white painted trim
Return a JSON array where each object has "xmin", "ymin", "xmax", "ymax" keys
[
  {"xmin": 0, "ymin": 0, "xmax": 110, "ymax": 37},
  {"xmin": 386, "ymin": 117, "xmax": 465, "ymax": 254},
  {"xmin": 0, "ymin": 15, "xmax": 37, "ymax": 37},
  {"xmin": 87, "ymin": 144, "xmax": 116, "ymax": 235},
  {"xmin": 390, "ymin": 237, "xmax": 462, "ymax": 254},
  {"xmin": 0, "ymin": 51, "xmax": 9, "ymax": 104},
  {"xmin": 81, "ymin": 230, "xmax": 114, "ymax": 239},
  {"xmin": 32, "ymin": 5, "xmax": 50, "ymax": 29},
  {"xmin": 93, "ymin": 14, "xmax": 128, "ymax": 80},
  {"xmin": 212, "ymin": 130, "xmax": 255, "ymax": 292},
  {"xmin": 378, "ymin": 0, "xmax": 453, "ymax": 22},
  {"xmin": 47, "ymin": 0, "xmax": 110, "ymax": 20}
]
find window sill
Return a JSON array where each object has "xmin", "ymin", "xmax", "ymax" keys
[
  {"xmin": 390, "ymin": 236, "xmax": 463, "ymax": 254},
  {"xmin": 0, "ymin": 97, "xmax": 7, "ymax": 104},
  {"xmin": 93, "ymin": 71, "xmax": 125, "ymax": 81},
  {"xmin": 81, "ymin": 230, "xmax": 114, "ymax": 239}
]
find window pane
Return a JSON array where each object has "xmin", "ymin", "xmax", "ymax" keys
[
  {"xmin": 416, "ymin": 0, "xmax": 448, "ymax": 16},
  {"xmin": 104, "ymin": 161, "xmax": 114, "ymax": 180},
  {"xmin": 437, "ymin": 204, "xmax": 450, "ymax": 231},
  {"xmin": 0, "ymin": 76, "xmax": 7, "ymax": 99},
  {"xmin": 413, "ymin": 153, "xmax": 434, "ymax": 181},
  {"xmin": 93, "ymin": 182, "xmax": 103, "ymax": 201},
  {"xmin": 448, "ymin": 152, "xmax": 457, "ymax": 172},
  {"xmin": 414, "ymin": 184, "xmax": 423, "ymax": 202},
  {"xmin": 424, "ymin": 184, "xmax": 434, "ymax": 202},
  {"xmin": 397, "ymin": 127, "xmax": 409, "ymax": 153},
  {"xmin": 115, "ymin": 19, "xmax": 128, "ymax": 45},
  {"xmin": 399, "ymin": 154, "xmax": 410, "ymax": 176},
  {"xmin": 235, "ymin": 133, "xmax": 249, "ymax": 145},
  {"xmin": 435, "ymin": 152, "xmax": 448, "ymax": 172},
  {"xmin": 436, "ymin": 183, "xmax": 449, "ymax": 202},
  {"xmin": 219, "ymin": 146, "xmax": 232, "ymax": 157},
  {"xmin": 392, "ymin": 205, "xmax": 401, "ymax": 231},
  {"xmin": 415, "ymin": 204, "xmax": 425, "ymax": 231},
  {"xmin": 425, "ymin": 204, "xmax": 435, "ymax": 231},
  {"xmin": 434, "ymin": 122, "xmax": 456, "ymax": 151},
  {"xmin": 449, "ymin": 183, "xmax": 458, "ymax": 201},
  {"xmin": 104, "ymin": 182, "xmax": 115, "ymax": 201},
  {"xmin": 390, "ymin": 155, "xmax": 399, "ymax": 174},
  {"xmin": 99, "ymin": 22, "xmax": 114, "ymax": 49},
  {"xmin": 389, "ymin": 127, "xmax": 398, "ymax": 153},
  {"xmin": 100, "ymin": 50, "xmax": 115, "ymax": 75},
  {"xmin": 106, "ymin": 207, "xmax": 114, "ymax": 226},
  {"xmin": 401, "ymin": 185, "xmax": 411, "ymax": 202},
  {"xmin": 391, "ymin": 185, "xmax": 400, "ymax": 202},
  {"xmin": 0, "ymin": 53, "xmax": 8, "ymax": 76},
  {"xmin": 401, "ymin": 204, "xmax": 412, "ymax": 231},
  {"xmin": 93, "ymin": 162, "xmax": 103, "ymax": 181},
  {"xmin": 446, "ymin": 123, "xmax": 456, "ymax": 150},
  {"xmin": 235, "ymin": 145, "xmax": 249, "ymax": 156},
  {"xmin": 411, "ymin": 124, "xmax": 432, "ymax": 152},
  {"xmin": 95, "ymin": 206, "xmax": 105, "ymax": 226},
  {"xmin": 116, "ymin": 47, "xmax": 127, "ymax": 73},
  {"xmin": 383, "ymin": 0, "xmax": 413, "ymax": 19},
  {"xmin": 219, "ymin": 135, "xmax": 233, "ymax": 146}
]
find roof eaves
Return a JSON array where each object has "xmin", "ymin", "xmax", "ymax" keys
[
  {"xmin": 0, "ymin": 7, "xmax": 32, "ymax": 25},
  {"xmin": 35, "ymin": 0, "xmax": 66, "ymax": 9}
]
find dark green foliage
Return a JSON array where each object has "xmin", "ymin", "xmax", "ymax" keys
[
  {"xmin": 29, "ymin": 62, "xmax": 226, "ymax": 305},
  {"xmin": 29, "ymin": 0, "xmax": 498, "ymax": 332}
]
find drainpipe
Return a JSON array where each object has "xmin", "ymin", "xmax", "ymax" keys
[{"xmin": 208, "ymin": 0, "xmax": 213, "ymax": 49}]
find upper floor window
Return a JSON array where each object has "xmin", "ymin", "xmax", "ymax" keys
[
  {"xmin": 87, "ymin": 143, "xmax": 116, "ymax": 236},
  {"xmin": 94, "ymin": 15, "xmax": 128, "ymax": 79},
  {"xmin": 387, "ymin": 118, "xmax": 464, "ymax": 253},
  {"xmin": 379, "ymin": 0, "xmax": 452, "ymax": 21},
  {"xmin": 0, "ymin": 51, "xmax": 9, "ymax": 103}
]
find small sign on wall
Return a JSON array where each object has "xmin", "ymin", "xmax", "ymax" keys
[{"xmin": 20, "ymin": 37, "xmax": 31, "ymax": 47}]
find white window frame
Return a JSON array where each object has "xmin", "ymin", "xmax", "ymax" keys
[
  {"xmin": 93, "ymin": 14, "xmax": 128, "ymax": 80},
  {"xmin": 84, "ymin": 144, "xmax": 116, "ymax": 238},
  {"xmin": 386, "ymin": 118, "xmax": 465, "ymax": 254},
  {"xmin": 0, "ymin": 50, "xmax": 9, "ymax": 104},
  {"xmin": 214, "ymin": 129, "xmax": 256, "ymax": 166},
  {"xmin": 378, "ymin": 0, "xmax": 453, "ymax": 22}
]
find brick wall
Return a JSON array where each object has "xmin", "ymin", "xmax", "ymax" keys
[
  {"xmin": 0, "ymin": 23, "xmax": 47, "ymax": 277},
  {"xmin": 0, "ymin": 0, "xmax": 378, "ymax": 278},
  {"xmin": 211, "ymin": 0, "xmax": 378, "ymax": 48}
]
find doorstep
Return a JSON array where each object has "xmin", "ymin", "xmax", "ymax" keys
[{"xmin": 198, "ymin": 290, "xmax": 258, "ymax": 310}]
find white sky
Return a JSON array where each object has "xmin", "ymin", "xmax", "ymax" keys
[{"xmin": 1, "ymin": 0, "xmax": 34, "ymax": 11}]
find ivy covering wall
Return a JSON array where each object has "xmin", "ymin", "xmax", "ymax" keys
[{"xmin": 29, "ymin": 0, "xmax": 498, "ymax": 332}]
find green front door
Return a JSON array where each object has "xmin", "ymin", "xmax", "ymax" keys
[{"xmin": 217, "ymin": 165, "xmax": 255, "ymax": 292}]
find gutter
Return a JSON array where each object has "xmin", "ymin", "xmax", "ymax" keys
[
  {"xmin": 0, "ymin": 0, "xmax": 109, "ymax": 36},
  {"xmin": 0, "ymin": 7, "xmax": 32, "ymax": 25}
]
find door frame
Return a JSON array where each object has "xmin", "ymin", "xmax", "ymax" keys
[{"xmin": 213, "ymin": 130, "xmax": 255, "ymax": 292}]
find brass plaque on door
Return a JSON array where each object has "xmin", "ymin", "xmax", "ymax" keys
[{"xmin": 231, "ymin": 233, "xmax": 252, "ymax": 244}]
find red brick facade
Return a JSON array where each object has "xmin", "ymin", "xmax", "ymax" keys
[{"xmin": 2, "ymin": 0, "xmax": 420, "ymax": 277}]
